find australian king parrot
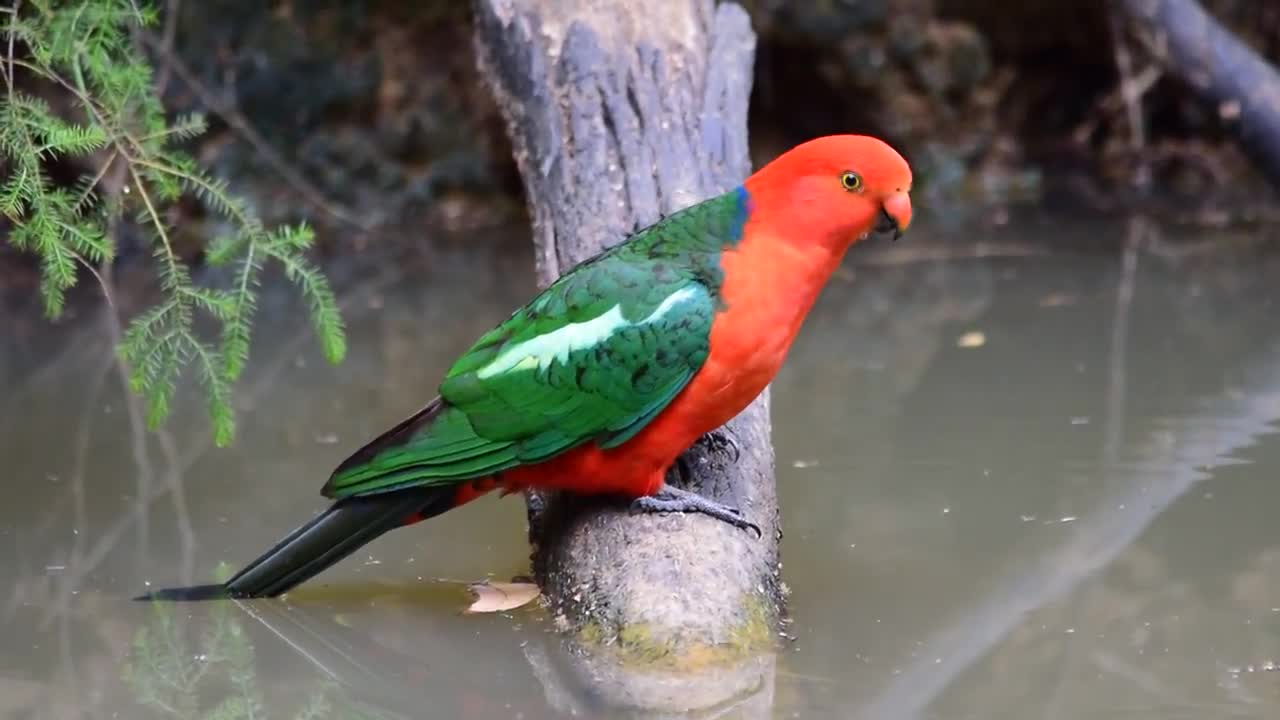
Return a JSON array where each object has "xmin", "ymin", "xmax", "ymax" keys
[{"xmin": 143, "ymin": 134, "xmax": 913, "ymax": 600}]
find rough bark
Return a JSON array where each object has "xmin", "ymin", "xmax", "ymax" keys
[
  {"xmin": 472, "ymin": 0, "xmax": 780, "ymax": 712},
  {"xmin": 1120, "ymin": 0, "xmax": 1280, "ymax": 187}
]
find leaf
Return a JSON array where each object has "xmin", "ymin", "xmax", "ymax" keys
[{"xmin": 464, "ymin": 581, "xmax": 541, "ymax": 614}]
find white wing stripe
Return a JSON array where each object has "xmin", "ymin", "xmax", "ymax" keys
[{"xmin": 475, "ymin": 286, "xmax": 700, "ymax": 379}]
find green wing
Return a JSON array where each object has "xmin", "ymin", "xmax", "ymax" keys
[{"xmin": 322, "ymin": 252, "xmax": 715, "ymax": 499}]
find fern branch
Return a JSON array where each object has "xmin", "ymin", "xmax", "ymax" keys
[
  {"xmin": 267, "ymin": 246, "xmax": 346, "ymax": 365},
  {"xmin": 134, "ymin": 156, "xmax": 262, "ymax": 232},
  {"xmin": 3, "ymin": 0, "xmax": 346, "ymax": 446},
  {"xmin": 126, "ymin": 162, "xmax": 183, "ymax": 283},
  {"xmin": 189, "ymin": 339, "xmax": 233, "ymax": 447},
  {"xmin": 220, "ymin": 238, "xmax": 258, "ymax": 381},
  {"xmin": 72, "ymin": 147, "xmax": 117, "ymax": 212}
]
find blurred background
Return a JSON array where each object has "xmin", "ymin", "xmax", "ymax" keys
[
  {"xmin": 5, "ymin": 0, "xmax": 1279, "ymax": 274},
  {"xmin": 4, "ymin": 1, "xmax": 1280, "ymax": 719}
]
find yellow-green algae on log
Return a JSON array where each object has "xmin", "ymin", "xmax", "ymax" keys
[{"xmin": 574, "ymin": 592, "xmax": 776, "ymax": 672}]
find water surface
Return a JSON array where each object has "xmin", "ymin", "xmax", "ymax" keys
[{"xmin": 3, "ymin": 215, "xmax": 1280, "ymax": 718}]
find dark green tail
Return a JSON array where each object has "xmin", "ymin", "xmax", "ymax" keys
[{"xmin": 137, "ymin": 486, "xmax": 455, "ymax": 601}]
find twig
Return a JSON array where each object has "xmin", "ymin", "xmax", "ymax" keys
[
  {"xmin": 127, "ymin": 162, "xmax": 182, "ymax": 280},
  {"xmin": 1102, "ymin": 216, "xmax": 1147, "ymax": 472},
  {"xmin": 151, "ymin": 0, "xmax": 180, "ymax": 94},
  {"xmin": 154, "ymin": 401, "xmax": 195, "ymax": 583},
  {"xmin": 71, "ymin": 250, "xmax": 114, "ymax": 309},
  {"xmin": 3, "ymin": 1, "xmax": 20, "ymax": 99},
  {"xmin": 137, "ymin": 33, "xmax": 371, "ymax": 232},
  {"xmin": 1109, "ymin": 8, "xmax": 1156, "ymax": 191},
  {"xmin": 72, "ymin": 148, "xmax": 120, "ymax": 212},
  {"xmin": 1072, "ymin": 64, "xmax": 1162, "ymax": 146}
]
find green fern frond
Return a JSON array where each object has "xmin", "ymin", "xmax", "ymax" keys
[
  {"xmin": 269, "ymin": 248, "xmax": 347, "ymax": 365},
  {"xmin": 150, "ymin": 243, "xmax": 193, "ymax": 293},
  {"xmin": 268, "ymin": 222, "xmax": 316, "ymax": 251},
  {"xmin": 204, "ymin": 233, "xmax": 247, "ymax": 265},
  {"xmin": 57, "ymin": 218, "xmax": 112, "ymax": 262},
  {"xmin": 37, "ymin": 241, "xmax": 76, "ymax": 317},
  {"xmin": 220, "ymin": 244, "xmax": 262, "ymax": 381},
  {"xmin": 69, "ymin": 163, "xmax": 110, "ymax": 214},
  {"xmin": 137, "ymin": 158, "xmax": 184, "ymax": 202},
  {"xmin": 40, "ymin": 119, "xmax": 108, "ymax": 155},
  {"xmin": 129, "ymin": 3, "xmax": 161, "ymax": 28},
  {"xmin": 6, "ymin": 91, "xmax": 54, "ymax": 119},
  {"xmin": 186, "ymin": 287, "xmax": 235, "ymax": 321},
  {"xmin": 0, "ymin": 167, "xmax": 36, "ymax": 218},
  {"xmin": 4, "ymin": 0, "xmax": 346, "ymax": 445},
  {"xmin": 173, "ymin": 165, "xmax": 263, "ymax": 233},
  {"xmin": 142, "ymin": 112, "xmax": 207, "ymax": 142},
  {"xmin": 120, "ymin": 300, "xmax": 176, "ymax": 351},
  {"xmin": 0, "ymin": 17, "xmax": 37, "ymax": 46},
  {"xmin": 191, "ymin": 341, "xmax": 235, "ymax": 447},
  {"xmin": 130, "ymin": 327, "xmax": 188, "ymax": 430}
]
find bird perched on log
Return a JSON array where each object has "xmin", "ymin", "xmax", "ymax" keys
[{"xmin": 142, "ymin": 134, "xmax": 913, "ymax": 601}]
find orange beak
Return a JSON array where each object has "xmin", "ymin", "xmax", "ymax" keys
[{"xmin": 881, "ymin": 191, "xmax": 912, "ymax": 240}]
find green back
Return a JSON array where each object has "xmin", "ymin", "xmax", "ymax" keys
[{"xmin": 322, "ymin": 187, "xmax": 751, "ymax": 499}]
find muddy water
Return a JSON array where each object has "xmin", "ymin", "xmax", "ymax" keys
[{"xmin": 2, "ymin": 215, "xmax": 1279, "ymax": 719}]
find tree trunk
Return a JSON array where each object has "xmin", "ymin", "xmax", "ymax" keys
[
  {"xmin": 472, "ymin": 0, "xmax": 781, "ymax": 713},
  {"xmin": 1119, "ymin": 0, "xmax": 1280, "ymax": 187}
]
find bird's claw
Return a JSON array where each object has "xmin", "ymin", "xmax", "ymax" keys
[
  {"xmin": 630, "ymin": 483, "xmax": 761, "ymax": 538},
  {"xmin": 670, "ymin": 429, "xmax": 741, "ymax": 484},
  {"xmin": 698, "ymin": 427, "xmax": 741, "ymax": 463}
]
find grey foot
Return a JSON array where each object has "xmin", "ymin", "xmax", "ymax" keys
[{"xmin": 631, "ymin": 483, "xmax": 761, "ymax": 537}]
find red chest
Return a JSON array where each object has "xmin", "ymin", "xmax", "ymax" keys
[
  {"xmin": 616, "ymin": 227, "xmax": 843, "ymax": 463},
  {"xmin": 500, "ymin": 227, "xmax": 844, "ymax": 500}
]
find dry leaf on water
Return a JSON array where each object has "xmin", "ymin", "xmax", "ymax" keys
[
  {"xmin": 465, "ymin": 580, "xmax": 541, "ymax": 614},
  {"xmin": 1038, "ymin": 293, "xmax": 1077, "ymax": 308}
]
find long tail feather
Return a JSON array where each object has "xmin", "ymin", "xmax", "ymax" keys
[{"xmin": 138, "ymin": 486, "xmax": 455, "ymax": 601}]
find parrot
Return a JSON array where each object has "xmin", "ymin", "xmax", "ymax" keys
[{"xmin": 141, "ymin": 134, "xmax": 913, "ymax": 601}]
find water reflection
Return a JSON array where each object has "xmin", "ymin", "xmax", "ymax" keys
[
  {"xmin": 126, "ymin": 598, "xmax": 348, "ymax": 719},
  {"xmin": 3, "ymin": 216, "xmax": 1280, "ymax": 718},
  {"xmin": 856, "ymin": 344, "xmax": 1280, "ymax": 720}
]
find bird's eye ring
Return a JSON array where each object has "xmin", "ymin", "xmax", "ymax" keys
[{"xmin": 840, "ymin": 171, "xmax": 863, "ymax": 192}]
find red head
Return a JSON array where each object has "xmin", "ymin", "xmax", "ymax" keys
[{"xmin": 743, "ymin": 135, "xmax": 913, "ymax": 253}]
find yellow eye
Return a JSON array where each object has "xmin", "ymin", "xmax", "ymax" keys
[{"xmin": 839, "ymin": 171, "xmax": 863, "ymax": 192}]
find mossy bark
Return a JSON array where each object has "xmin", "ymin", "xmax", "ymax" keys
[{"xmin": 473, "ymin": 0, "xmax": 781, "ymax": 713}]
